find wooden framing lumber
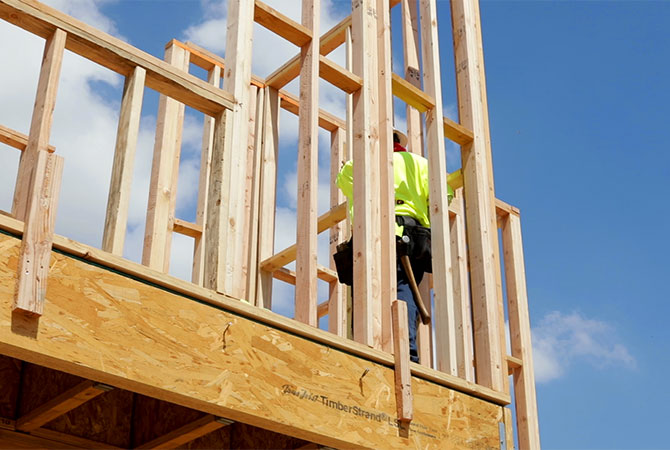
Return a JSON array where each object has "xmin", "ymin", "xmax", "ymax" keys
[
  {"xmin": 30, "ymin": 428, "xmax": 120, "ymax": 449},
  {"xmin": 12, "ymin": 27, "xmax": 65, "ymax": 221},
  {"xmin": 278, "ymin": 92, "xmax": 344, "ymax": 132},
  {"xmin": 137, "ymin": 414, "xmax": 228, "ymax": 449},
  {"xmin": 0, "ymin": 1, "xmax": 234, "ymax": 116},
  {"xmin": 391, "ymin": 72, "xmax": 435, "ymax": 113},
  {"xmin": 204, "ymin": 0, "xmax": 254, "ymax": 298},
  {"xmin": 391, "ymin": 300, "xmax": 413, "ymax": 423},
  {"xmin": 255, "ymin": 87, "xmax": 280, "ymax": 309},
  {"xmin": 192, "ymin": 64, "xmax": 221, "ymax": 287},
  {"xmin": 501, "ymin": 212, "xmax": 541, "ymax": 449},
  {"xmin": 451, "ymin": 0, "xmax": 505, "ymax": 391},
  {"xmin": 401, "ymin": 0, "xmax": 422, "ymax": 156},
  {"xmin": 419, "ymin": 0, "xmax": 457, "ymax": 376},
  {"xmin": 13, "ymin": 150, "xmax": 63, "ymax": 315},
  {"xmin": 318, "ymin": 55, "xmax": 362, "ymax": 94},
  {"xmin": 450, "ymin": 190, "xmax": 475, "ymax": 382},
  {"xmin": 328, "ymin": 128, "xmax": 347, "ymax": 337},
  {"xmin": 0, "ymin": 213, "xmax": 510, "ymax": 406},
  {"xmin": 0, "ymin": 124, "xmax": 55, "ymax": 153},
  {"xmin": 265, "ymin": 0, "xmax": 402, "ymax": 90},
  {"xmin": 142, "ymin": 43, "xmax": 187, "ymax": 273},
  {"xmin": 443, "ymin": 116, "xmax": 474, "ymax": 146},
  {"xmin": 102, "ymin": 66, "xmax": 146, "ymax": 256},
  {"xmin": 0, "ymin": 230, "xmax": 507, "ymax": 448},
  {"xmin": 253, "ymin": 0, "xmax": 311, "ymax": 47},
  {"xmin": 173, "ymin": 219, "xmax": 202, "ymax": 239},
  {"xmin": 294, "ymin": 0, "xmax": 320, "ymax": 327},
  {"xmin": 16, "ymin": 380, "xmax": 109, "ymax": 431},
  {"xmin": 377, "ymin": 0, "xmax": 396, "ymax": 354},
  {"xmin": 351, "ymin": 0, "xmax": 383, "ymax": 349},
  {"xmin": 273, "ymin": 265, "xmax": 337, "ymax": 285}
]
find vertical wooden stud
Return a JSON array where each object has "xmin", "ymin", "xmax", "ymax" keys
[
  {"xmin": 204, "ymin": 0, "xmax": 254, "ymax": 297},
  {"xmin": 401, "ymin": 0, "xmax": 423, "ymax": 155},
  {"xmin": 377, "ymin": 0, "xmax": 396, "ymax": 353},
  {"xmin": 328, "ymin": 128, "xmax": 347, "ymax": 336},
  {"xmin": 392, "ymin": 300, "xmax": 413, "ymax": 423},
  {"xmin": 244, "ymin": 86, "xmax": 265, "ymax": 303},
  {"xmin": 502, "ymin": 212, "xmax": 541, "ymax": 449},
  {"xmin": 102, "ymin": 66, "xmax": 146, "ymax": 256},
  {"xmin": 351, "ymin": 0, "xmax": 383, "ymax": 349},
  {"xmin": 256, "ymin": 87, "xmax": 280, "ymax": 308},
  {"xmin": 142, "ymin": 43, "xmax": 187, "ymax": 272},
  {"xmin": 419, "ymin": 0, "xmax": 457, "ymax": 375},
  {"xmin": 14, "ymin": 151, "xmax": 64, "ymax": 315},
  {"xmin": 295, "ymin": 0, "xmax": 320, "ymax": 326},
  {"xmin": 450, "ymin": 190, "xmax": 475, "ymax": 382},
  {"xmin": 13, "ymin": 28, "xmax": 66, "ymax": 221},
  {"xmin": 451, "ymin": 0, "xmax": 505, "ymax": 390},
  {"xmin": 192, "ymin": 65, "xmax": 222, "ymax": 286}
]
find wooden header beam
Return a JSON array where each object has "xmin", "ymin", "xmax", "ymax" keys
[{"xmin": 0, "ymin": 124, "xmax": 55, "ymax": 152}]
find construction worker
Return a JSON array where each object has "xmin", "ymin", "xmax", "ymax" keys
[{"xmin": 334, "ymin": 129, "xmax": 453, "ymax": 363}]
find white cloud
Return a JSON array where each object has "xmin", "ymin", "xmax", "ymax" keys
[
  {"xmin": 43, "ymin": 0, "xmax": 123, "ymax": 38},
  {"xmin": 532, "ymin": 311, "xmax": 636, "ymax": 383}
]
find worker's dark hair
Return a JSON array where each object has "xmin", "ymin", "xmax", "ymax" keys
[{"xmin": 393, "ymin": 132, "xmax": 400, "ymax": 144}]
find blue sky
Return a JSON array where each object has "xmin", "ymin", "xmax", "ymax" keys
[{"xmin": 1, "ymin": 1, "xmax": 669, "ymax": 448}]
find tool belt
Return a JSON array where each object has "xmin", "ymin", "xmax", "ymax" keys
[{"xmin": 333, "ymin": 216, "xmax": 432, "ymax": 286}]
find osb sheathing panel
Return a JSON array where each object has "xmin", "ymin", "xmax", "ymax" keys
[{"xmin": 0, "ymin": 233, "xmax": 503, "ymax": 449}]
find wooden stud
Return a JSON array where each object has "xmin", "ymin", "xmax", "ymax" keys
[
  {"xmin": 502, "ymin": 213, "xmax": 541, "ymax": 449},
  {"xmin": 0, "ymin": 125, "xmax": 55, "ymax": 153},
  {"xmin": 102, "ymin": 66, "xmax": 146, "ymax": 256},
  {"xmin": 451, "ymin": 0, "xmax": 505, "ymax": 391},
  {"xmin": 377, "ymin": 0, "xmax": 396, "ymax": 354},
  {"xmin": 255, "ymin": 87, "xmax": 280, "ymax": 309},
  {"xmin": 0, "ymin": 4, "xmax": 234, "ymax": 116},
  {"xmin": 401, "ymin": 0, "xmax": 423, "ymax": 156},
  {"xmin": 443, "ymin": 116, "xmax": 474, "ymax": 146},
  {"xmin": 243, "ymin": 86, "xmax": 265, "ymax": 304},
  {"xmin": 204, "ymin": 0, "xmax": 254, "ymax": 298},
  {"xmin": 13, "ymin": 151, "xmax": 64, "ymax": 315},
  {"xmin": 253, "ymin": 0, "xmax": 312, "ymax": 47},
  {"xmin": 173, "ymin": 219, "xmax": 202, "ymax": 239},
  {"xmin": 137, "ymin": 414, "xmax": 227, "ymax": 449},
  {"xmin": 328, "ymin": 128, "xmax": 347, "ymax": 337},
  {"xmin": 392, "ymin": 300, "xmax": 413, "ymax": 423},
  {"xmin": 16, "ymin": 380, "xmax": 109, "ymax": 432},
  {"xmin": 294, "ymin": 0, "xmax": 320, "ymax": 326},
  {"xmin": 142, "ymin": 43, "xmax": 187, "ymax": 273},
  {"xmin": 351, "ymin": 0, "xmax": 383, "ymax": 349},
  {"xmin": 192, "ymin": 64, "xmax": 221, "ymax": 286},
  {"xmin": 419, "ymin": 0, "xmax": 457, "ymax": 376},
  {"xmin": 450, "ymin": 190, "xmax": 475, "ymax": 382},
  {"xmin": 12, "ymin": 27, "xmax": 65, "ymax": 221}
]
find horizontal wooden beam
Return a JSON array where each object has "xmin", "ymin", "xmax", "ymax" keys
[
  {"xmin": 16, "ymin": 380, "xmax": 111, "ymax": 431},
  {"xmin": 0, "ymin": 2, "xmax": 234, "ymax": 116},
  {"xmin": 254, "ymin": 0, "xmax": 311, "ymax": 47},
  {"xmin": 173, "ymin": 218, "xmax": 202, "ymax": 239},
  {"xmin": 260, "ymin": 203, "xmax": 347, "ymax": 272},
  {"xmin": 317, "ymin": 299, "xmax": 329, "ymax": 319},
  {"xmin": 443, "ymin": 116, "xmax": 474, "ymax": 145},
  {"xmin": 178, "ymin": 41, "xmax": 265, "ymax": 88},
  {"xmin": 273, "ymin": 265, "xmax": 337, "ymax": 285},
  {"xmin": 0, "ymin": 214, "xmax": 510, "ymax": 408},
  {"xmin": 391, "ymin": 73, "xmax": 434, "ymax": 113},
  {"xmin": 319, "ymin": 55, "xmax": 362, "ymax": 94},
  {"xmin": 0, "ymin": 124, "xmax": 55, "ymax": 152},
  {"xmin": 265, "ymin": 0, "xmax": 402, "ymax": 90},
  {"xmin": 137, "ymin": 414, "xmax": 230, "ymax": 449},
  {"xmin": 506, "ymin": 355, "xmax": 523, "ymax": 375},
  {"xmin": 495, "ymin": 198, "xmax": 521, "ymax": 218},
  {"xmin": 278, "ymin": 92, "xmax": 345, "ymax": 132},
  {"xmin": 30, "ymin": 428, "xmax": 120, "ymax": 449}
]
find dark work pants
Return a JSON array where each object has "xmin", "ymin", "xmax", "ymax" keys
[{"xmin": 396, "ymin": 259, "xmax": 425, "ymax": 363}]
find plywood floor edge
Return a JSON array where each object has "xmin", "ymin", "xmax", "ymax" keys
[{"xmin": 0, "ymin": 215, "xmax": 509, "ymax": 406}]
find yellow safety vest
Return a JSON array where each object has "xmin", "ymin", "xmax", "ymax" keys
[{"xmin": 336, "ymin": 152, "xmax": 454, "ymax": 236}]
